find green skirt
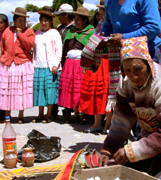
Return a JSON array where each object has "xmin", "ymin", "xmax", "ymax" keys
[{"xmin": 33, "ymin": 68, "xmax": 61, "ymax": 106}]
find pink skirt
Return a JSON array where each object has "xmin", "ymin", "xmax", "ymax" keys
[
  {"xmin": 58, "ymin": 58, "xmax": 84, "ymax": 109},
  {"xmin": 0, "ymin": 61, "xmax": 34, "ymax": 110}
]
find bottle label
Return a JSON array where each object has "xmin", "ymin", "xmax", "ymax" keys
[{"xmin": 3, "ymin": 141, "xmax": 17, "ymax": 156}]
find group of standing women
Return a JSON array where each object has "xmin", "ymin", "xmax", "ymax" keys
[
  {"xmin": 0, "ymin": 6, "xmax": 62, "ymax": 123},
  {"xmin": 0, "ymin": 3, "xmax": 110, "ymax": 127}
]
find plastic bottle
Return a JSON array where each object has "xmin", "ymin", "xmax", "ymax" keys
[{"xmin": 2, "ymin": 116, "xmax": 17, "ymax": 157}]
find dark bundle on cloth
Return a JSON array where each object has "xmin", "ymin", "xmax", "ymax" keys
[{"xmin": 17, "ymin": 129, "xmax": 61, "ymax": 162}]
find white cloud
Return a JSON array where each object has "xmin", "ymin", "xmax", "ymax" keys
[
  {"xmin": 0, "ymin": 0, "xmax": 52, "ymax": 23},
  {"xmin": 83, "ymin": 2, "xmax": 97, "ymax": 10}
]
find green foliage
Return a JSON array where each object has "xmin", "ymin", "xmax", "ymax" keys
[
  {"xmin": 32, "ymin": 23, "xmax": 41, "ymax": 32},
  {"xmin": 89, "ymin": 9, "xmax": 95, "ymax": 21},
  {"xmin": 53, "ymin": 16, "xmax": 61, "ymax": 29},
  {"xmin": 25, "ymin": 4, "xmax": 43, "ymax": 12}
]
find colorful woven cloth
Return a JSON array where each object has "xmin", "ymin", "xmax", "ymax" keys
[
  {"xmin": 55, "ymin": 149, "xmax": 84, "ymax": 180},
  {"xmin": 121, "ymin": 36, "xmax": 154, "ymax": 77},
  {"xmin": 106, "ymin": 45, "xmax": 121, "ymax": 112},
  {"xmin": 80, "ymin": 34, "xmax": 110, "ymax": 70},
  {"xmin": 0, "ymin": 164, "xmax": 65, "ymax": 180}
]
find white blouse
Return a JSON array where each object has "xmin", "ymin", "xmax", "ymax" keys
[{"xmin": 34, "ymin": 30, "xmax": 49, "ymax": 68}]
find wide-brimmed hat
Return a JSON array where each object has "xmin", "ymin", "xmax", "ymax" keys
[
  {"xmin": 38, "ymin": 6, "xmax": 55, "ymax": 18},
  {"xmin": 11, "ymin": 7, "xmax": 29, "ymax": 17},
  {"xmin": 54, "ymin": 3, "xmax": 73, "ymax": 15},
  {"xmin": 96, "ymin": 0, "xmax": 105, "ymax": 8},
  {"xmin": 73, "ymin": 7, "xmax": 92, "ymax": 17}
]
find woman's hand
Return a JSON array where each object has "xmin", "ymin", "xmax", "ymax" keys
[
  {"xmin": 108, "ymin": 33, "xmax": 122, "ymax": 47},
  {"xmin": 16, "ymin": 27, "xmax": 23, "ymax": 34},
  {"xmin": 82, "ymin": 68, "xmax": 86, "ymax": 74},
  {"xmin": 52, "ymin": 66, "xmax": 58, "ymax": 76},
  {"xmin": 100, "ymin": 32, "xmax": 105, "ymax": 36},
  {"xmin": 113, "ymin": 148, "xmax": 128, "ymax": 165},
  {"xmin": 98, "ymin": 154, "xmax": 109, "ymax": 167}
]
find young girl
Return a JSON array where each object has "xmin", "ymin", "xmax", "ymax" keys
[
  {"xmin": 0, "ymin": 14, "xmax": 8, "ymax": 121},
  {"xmin": 32, "ymin": 6, "xmax": 62, "ymax": 123}
]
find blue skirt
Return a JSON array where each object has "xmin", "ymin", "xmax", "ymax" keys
[{"xmin": 33, "ymin": 68, "xmax": 61, "ymax": 106}]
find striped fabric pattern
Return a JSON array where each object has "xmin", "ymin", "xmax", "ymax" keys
[
  {"xmin": 106, "ymin": 46, "xmax": 121, "ymax": 112},
  {"xmin": 80, "ymin": 34, "xmax": 111, "ymax": 70}
]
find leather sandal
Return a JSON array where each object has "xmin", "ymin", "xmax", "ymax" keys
[
  {"xmin": 18, "ymin": 118, "xmax": 24, "ymax": 124},
  {"xmin": 32, "ymin": 116, "xmax": 44, "ymax": 123},
  {"xmin": 66, "ymin": 117, "xmax": 80, "ymax": 124},
  {"xmin": 42, "ymin": 119, "xmax": 51, "ymax": 123},
  {"xmin": 79, "ymin": 118, "xmax": 87, "ymax": 125}
]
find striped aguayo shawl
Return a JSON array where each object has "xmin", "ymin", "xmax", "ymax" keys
[{"xmin": 80, "ymin": 34, "xmax": 121, "ymax": 112}]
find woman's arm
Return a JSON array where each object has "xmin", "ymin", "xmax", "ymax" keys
[
  {"xmin": 17, "ymin": 28, "xmax": 35, "ymax": 50},
  {"xmin": 124, "ymin": 77, "xmax": 161, "ymax": 163},
  {"xmin": 122, "ymin": 0, "xmax": 161, "ymax": 40},
  {"xmin": 52, "ymin": 30, "xmax": 62, "ymax": 69},
  {"xmin": 101, "ymin": 77, "xmax": 137, "ymax": 155},
  {"xmin": 101, "ymin": 0, "xmax": 112, "ymax": 36},
  {"xmin": 0, "ymin": 30, "xmax": 6, "ymax": 57}
]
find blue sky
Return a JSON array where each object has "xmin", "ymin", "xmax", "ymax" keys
[{"xmin": 0, "ymin": 0, "xmax": 98, "ymax": 26}]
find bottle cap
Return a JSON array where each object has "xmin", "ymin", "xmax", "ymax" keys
[{"xmin": 5, "ymin": 116, "xmax": 10, "ymax": 121}]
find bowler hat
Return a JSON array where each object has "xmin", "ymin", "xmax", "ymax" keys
[
  {"xmin": 11, "ymin": 7, "xmax": 29, "ymax": 17},
  {"xmin": 96, "ymin": 0, "xmax": 105, "ymax": 8},
  {"xmin": 38, "ymin": 6, "xmax": 55, "ymax": 18},
  {"xmin": 73, "ymin": 7, "xmax": 92, "ymax": 17}
]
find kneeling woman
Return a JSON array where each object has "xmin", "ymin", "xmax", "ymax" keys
[
  {"xmin": 32, "ymin": 6, "xmax": 62, "ymax": 123},
  {"xmin": 99, "ymin": 36, "xmax": 161, "ymax": 176},
  {"xmin": 58, "ymin": 7, "xmax": 94, "ymax": 123}
]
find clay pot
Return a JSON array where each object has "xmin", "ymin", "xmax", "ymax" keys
[
  {"xmin": 4, "ymin": 149, "xmax": 17, "ymax": 168},
  {"xmin": 21, "ymin": 147, "xmax": 35, "ymax": 167}
]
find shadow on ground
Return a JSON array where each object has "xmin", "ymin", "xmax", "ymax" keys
[
  {"xmin": 10, "ymin": 115, "xmax": 107, "ymax": 136},
  {"xmin": 64, "ymin": 142, "xmax": 103, "ymax": 153},
  {"xmin": 10, "ymin": 116, "xmax": 37, "ymax": 124}
]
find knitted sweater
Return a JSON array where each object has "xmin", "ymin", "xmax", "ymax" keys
[
  {"xmin": 102, "ymin": 0, "xmax": 161, "ymax": 52},
  {"xmin": 101, "ymin": 61, "xmax": 161, "ymax": 162},
  {"xmin": 0, "ymin": 26, "xmax": 35, "ymax": 65}
]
